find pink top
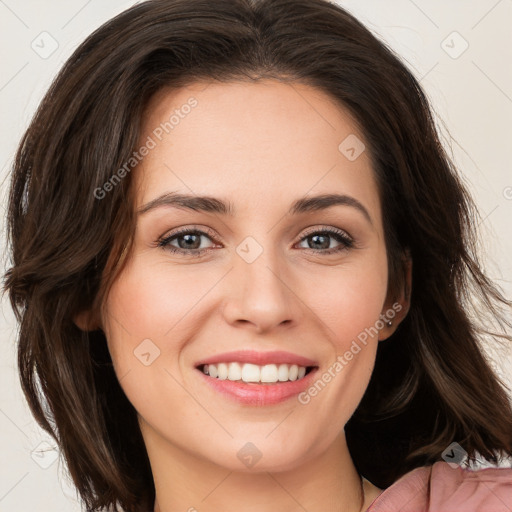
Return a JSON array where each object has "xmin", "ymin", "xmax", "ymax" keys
[{"xmin": 366, "ymin": 461, "xmax": 512, "ymax": 511}]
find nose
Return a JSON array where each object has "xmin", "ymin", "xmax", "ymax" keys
[{"xmin": 221, "ymin": 245, "xmax": 300, "ymax": 334}]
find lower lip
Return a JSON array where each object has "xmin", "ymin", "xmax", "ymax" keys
[{"xmin": 196, "ymin": 367, "xmax": 319, "ymax": 405}]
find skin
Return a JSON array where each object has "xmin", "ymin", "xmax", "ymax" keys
[{"xmin": 78, "ymin": 80, "xmax": 411, "ymax": 512}]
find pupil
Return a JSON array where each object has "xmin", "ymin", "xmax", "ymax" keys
[
  {"xmin": 179, "ymin": 234, "xmax": 200, "ymax": 249},
  {"xmin": 310, "ymin": 234, "xmax": 329, "ymax": 249}
]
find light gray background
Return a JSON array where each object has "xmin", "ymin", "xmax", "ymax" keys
[{"xmin": 1, "ymin": 1, "xmax": 511, "ymax": 510}]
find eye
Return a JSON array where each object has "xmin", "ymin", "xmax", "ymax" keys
[
  {"xmin": 156, "ymin": 225, "xmax": 355, "ymax": 257},
  {"xmin": 296, "ymin": 227, "xmax": 354, "ymax": 255},
  {"xmin": 157, "ymin": 227, "xmax": 219, "ymax": 257}
]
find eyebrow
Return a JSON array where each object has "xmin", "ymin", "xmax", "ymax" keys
[{"xmin": 138, "ymin": 192, "xmax": 373, "ymax": 225}]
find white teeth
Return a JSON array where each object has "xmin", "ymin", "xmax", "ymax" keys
[
  {"xmin": 288, "ymin": 364, "xmax": 299, "ymax": 381},
  {"xmin": 208, "ymin": 364, "xmax": 218, "ymax": 378},
  {"xmin": 277, "ymin": 364, "xmax": 289, "ymax": 381},
  {"xmin": 242, "ymin": 363, "xmax": 260, "ymax": 382},
  {"xmin": 260, "ymin": 364, "xmax": 278, "ymax": 383},
  {"xmin": 217, "ymin": 363, "xmax": 228, "ymax": 380},
  {"xmin": 202, "ymin": 362, "xmax": 310, "ymax": 383},
  {"xmin": 228, "ymin": 362, "xmax": 242, "ymax": 381}
]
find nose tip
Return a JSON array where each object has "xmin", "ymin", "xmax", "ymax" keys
[{"xmin": 221, "ymin": 257, "xmax": 298, "ymax": 333}]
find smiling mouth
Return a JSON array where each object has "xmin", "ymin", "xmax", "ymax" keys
[{"xmin": 196, "ymin": 362, "xmax": 317, "ymax": 384}]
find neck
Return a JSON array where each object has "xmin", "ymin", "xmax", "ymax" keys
[{"xmin": 147, "ymin": 428, "xmax": 366, "ymax": 512}]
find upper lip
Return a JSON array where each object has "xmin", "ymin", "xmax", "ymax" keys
[{"xmin": 195, "ymin": 350, "xmax": 318, "ymax": 368}]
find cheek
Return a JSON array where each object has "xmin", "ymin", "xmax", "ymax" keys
[
  {"xmin": 101, "ymin": 258, "xmax": 208, "ymax": 423},
  {"xmin": 304, "ymin": 252, "xmax": 388, "ymax": 350},
  {"xmin": 104, "ymin": 257, "xmax": 209, "ymax": 346},
  {"xmin": 294, "ymin": 250, "xmax": 387, "ymax": 416}
]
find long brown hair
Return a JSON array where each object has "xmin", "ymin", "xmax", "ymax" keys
[{"xmin": 3, "ymin": 0, "xmax": 512, "ymax": 510}]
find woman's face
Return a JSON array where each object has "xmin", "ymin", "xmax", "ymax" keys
[{"xmin": 101, "ymin": 80, "xmax": 396, "ymax": 472}]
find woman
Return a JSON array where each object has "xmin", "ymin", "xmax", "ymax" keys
[{"xmin": 3, "ymin": 0, "xmax": 512, "ymax": 511}]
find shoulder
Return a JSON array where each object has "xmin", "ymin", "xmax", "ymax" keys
[{"xmin": 366, "ymin": 460, "xmax": 512, "ymax": 511}]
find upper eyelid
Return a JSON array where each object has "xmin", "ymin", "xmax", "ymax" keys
[
  {"xmin": 161, "ymin": 224, "xmax": 351, "ymax": 237},
  {"xmin": 300, "ymin": 225, "xmax": 352, "ymax": 238}
]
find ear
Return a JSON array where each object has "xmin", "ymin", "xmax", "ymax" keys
[
  {"xmin": 378, "ymin": 252, "xmax": 412, "ymax": 341},
  {"xmin": 73, "ymin": 308, "xmax": 101, "ymax": 332}
]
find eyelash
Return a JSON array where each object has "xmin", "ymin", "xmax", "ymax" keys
[{"xmin": 156, "ymin": 225, "xmax": 355, "ymax": 258}]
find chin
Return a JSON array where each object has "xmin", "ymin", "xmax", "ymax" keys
[{"xmin": 203, "ymin": 436, "xmax": 321, "ymax": 473}]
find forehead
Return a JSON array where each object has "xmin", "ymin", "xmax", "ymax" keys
[{"xmin": 134, "ymin": 80, "xmax": 381, "ymax": 225}]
